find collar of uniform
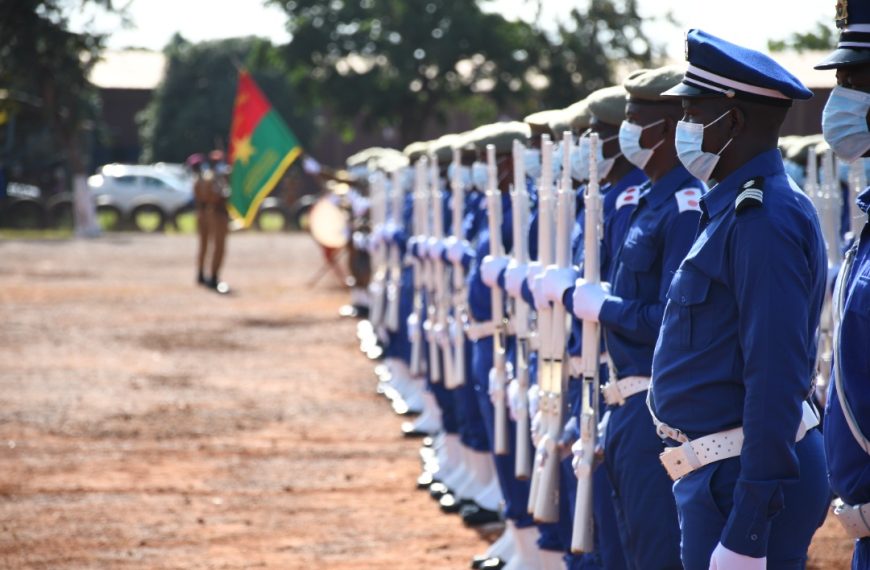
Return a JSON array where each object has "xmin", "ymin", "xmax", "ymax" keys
[
  {"xmin": 609, "ymin": 166, "xmax": 647, "ymax": 195},
  {"xmin": 640, "ymin": 163, "xmax": 695, "ymax": 208},
  {"xmin": 859, "ymin": 186, "xmax": 870, "ymax": 214},
  {"xmin": 701, "ymin": 148, "xmax": 784, "ymax": 219}
]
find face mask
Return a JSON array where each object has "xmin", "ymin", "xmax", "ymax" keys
[
  {"xmin": 524, "ymin": 148, "xmax": 542, "ymax": 180},
  {"xmin": 447, "ymin": 163, "xmax": 472, "ymax": 189},
  {"xmin": 619, "ymin": 119, "xmax": 664, "ymax": 169},
  {"xmin": 675, "ymin": 109, "xmax": 734, "ymax": 182},
  {"xmin": 822, "ymin": 85, "xmax": 870, "ymax": 163},
  {"xmin": 570, "ymin": 145, "xmax": 584, "ymax": 181},
  {"xmin": 577, "ymin": 133, "xmax": 619, "ymax": 181},
  {"xmin": 471, "ymin": 161, "xmax": 488, "ymax": 190}
]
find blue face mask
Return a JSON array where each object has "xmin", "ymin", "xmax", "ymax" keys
[
  {"xmin": 524, "ymin": 148, "xmax": 542, "ymax": 180},
  {"xmin": 471, "ymin": 161, "xmax": 488, "ymax": 190},
  {"xmin": 447, "ymin": 162, "xmax": 472, "ymax": 190},
  {"xmin": 576, "ymin": 132, "xmax": 619, "ymax": 181},
  {"xmin": 675, "ymin": 109, "xmax": 733, "ymax": 183},
  {"xmin": 822, "ymin": 85, "xmax": 870, "ymax": 163},
  {"xmin": 618, "ymin": 119, "xmax": 664, "ymax": 169}
]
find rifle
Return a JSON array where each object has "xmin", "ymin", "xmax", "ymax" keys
[
  {"xmin": 430, "ymin": 156, "xmax": 454, "ymax": 387},
  {"xmin": 420, "ymin": 156, "xmax": 442, "ymax": 384},
  {"xmin": 533, "ymin": 132, "xmax": 575, "ymax": 522},
  {"xmin": 385, "ymin": 168, "xmax": 405, "ymax": 332},
  {"xmin": 527, "ymin": 135, "xmax": 555, "ymax": 513},
  {"xmin": 409, "ymin": 159, "xmax": 427, "ymax": 377},
  {"xmin": 368, "ymin": 171, "xmax": 388, "ymax": 330},
  {"xmin": 571, "ymin": 132, "xmax": 603, "ymax": 552},
  {"xmin": 449, "ymin": 149, "xmax": 468, "ymax": 388},
  {"xmin": 847, "ymin": 159, "xmax": 867, "ymax": 236},
  {"xmin": 485, "ymin": 144, "xmax": 509, "ymax": 455},
  {"xmin": 510, "ymin": 139, "xmax": 533, "ymax": 479}
]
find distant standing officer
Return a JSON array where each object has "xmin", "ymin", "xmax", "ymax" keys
[
  {"xmin": 815, "ymin": 2, "xmax": 870, "ymax": 567},
  {"xmin": 648, "ymin": 29, "xmax": 830, "ymax": 569}
]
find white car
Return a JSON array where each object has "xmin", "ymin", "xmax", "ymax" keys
[{"xmin": 88, "ymin": 164, "xmax": 194, "ymax": 231}]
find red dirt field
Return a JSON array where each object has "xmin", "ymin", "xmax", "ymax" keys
[{"xmin": 0, "ymin": 233, "xmax": 853, "ymax": 569}]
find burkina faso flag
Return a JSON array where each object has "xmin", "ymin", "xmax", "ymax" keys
[{"xmin": 228, "ymin": 71, "xmax": 301, "ymax": 227}]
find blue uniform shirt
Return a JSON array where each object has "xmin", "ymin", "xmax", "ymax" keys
[
  {"xmin": 650, "ymin": 149, "xmax": 826, "ymax": 556},
  {"xmin": 825, "ymin": 187, "xmax": 870, "ymax": 507},
  {"xmin": 599, "ymin": 164, "xmax": 705, "ymax": 378}
]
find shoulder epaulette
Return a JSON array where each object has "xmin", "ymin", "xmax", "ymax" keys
[
  {"xmin": 616, "ymin": 185, "xmax": 640, "ymax": 210},
  {"xmin": 735, "ymin": 177, "xmax": 764, "ymax": 214}
]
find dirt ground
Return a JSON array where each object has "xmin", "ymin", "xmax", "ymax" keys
[{"xmin": 0, "ymin": 233, "xmax": 854, "ymax": 569}]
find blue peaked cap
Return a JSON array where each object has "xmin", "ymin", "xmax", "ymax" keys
[
  {"xmin": 662, "ymin": 29, "xmax": 812, "ymax": 106},
  {"xmin": 815, "ymin": 0, "xmax": 870, "ymax": 70}
]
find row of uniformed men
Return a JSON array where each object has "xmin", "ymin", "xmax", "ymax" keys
[{"xmin": 351, "ymin": 14, "xmax": 870, "ymax": 570}]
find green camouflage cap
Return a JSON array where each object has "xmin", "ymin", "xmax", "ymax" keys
[
  {"xmin": 564, "ymin": 98, "xmax": 592, "ymax": 132},
  {"xmin": 473, "ymin": 121, "xmax": 531, "ymax": 154},
  {"xmin": 586, "ymin": 85, "xmax": 628, "ymax": 126},
  {"xmin": 548, "ymin": 110, "xmax": 572, "ymax": 141},
  {"xmin": 429, "ymin": 133, "xmax": 462, "ymax": 164},
  {"xmin": 402, "ymin": 141, "xmax": 430, "ymax": 162},
  {"xmin": 623, "ymin": 65, "xmax": 685, "ymax": 102}
]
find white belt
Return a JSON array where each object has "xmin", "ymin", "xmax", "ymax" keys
[
  {"xmin": 659, "ymin": 400, "xmax": 820, "ymax": 481},
  {"xmin": 465, "ymin": 320, "xmax": 495, "ymax": 341},
  {"xmin": 601, "ymin": 376, "xmax": 651, "ymax": 406},
  {"xmin": 832, "ymin": 498, "xmax": 870, "ymax": 539},
  {"xmin": 568, "ymin": 354, "xmax": 610, "ymax": 378}
]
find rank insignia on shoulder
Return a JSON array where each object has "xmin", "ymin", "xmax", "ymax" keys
[
  {"xmin": 674, "ymin": 187, "xmax": 703, "ymax": 213},
  {"xmin": 616, "ymin": 185, "xmax": 640, "ymax": 209},
  {"xmin": 735, "ymin": 177, "xmax": 764, "ymax": 213}
]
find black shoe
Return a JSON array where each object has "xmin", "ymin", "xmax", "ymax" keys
[
  {"xmin": 429, "ymin": 481, "xmax": 450, "ymax": 499},
  {"xmin": 417, "ymin": 471, "xmax": 437, "ymax": 489},
  {"xmin": 478, "ymin": 557, "xmax": 506, "ymax": 569},
  {"xmin": 197, "ymin": 273, "xmax": 208, "ymax": 286},
  {"xmin": 440, "ymin": 494, "xmax": 475, "ymax": 514},
  {"xmin": 461, "ymin": 504, "xmax": 501, "ymax": 526},
  {"xmin": 207, "ymin": 277, "xmax": 231, "ymax": 295},
  {"xmin": 401, "ymin": 421, "xmax": 433, "ymax": 438}
]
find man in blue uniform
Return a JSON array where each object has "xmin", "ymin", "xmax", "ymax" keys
[
  {"xmin": 648, "ymin": 29, "xmax": 830, "ymax": 569},
  {"xmin": 564, "ymin": 67, "xmax": 702, "ymax": 569},
  {"xmin": 815, "ymin": 3, "xmax": 870, "ymax": 567}
]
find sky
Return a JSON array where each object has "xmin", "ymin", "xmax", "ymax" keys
[{"xmin": 71, "ymin": 0, "xmax": 833, "ymax": 59}]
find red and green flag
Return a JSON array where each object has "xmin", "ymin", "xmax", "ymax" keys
[{"xmin": 227, "ymin": 71, "xmax": 302, "ymax": 227}]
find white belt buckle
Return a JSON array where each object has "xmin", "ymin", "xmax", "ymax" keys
[
  {"xmin": 832, "ymin": 498, "xmax": 870, "ymax": 539},
  {"xmin": 601, "ymin": 381, "xmax": 625, "ymax": 406},
  {"xmin": 660, "ymin": 441, "xmax": 702, "ymax": 481}
]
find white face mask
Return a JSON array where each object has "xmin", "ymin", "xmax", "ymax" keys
[
  {"xmin": 577, "ymin": 132, "xmax": 619, "ymax": 181},
  {"xmin": 447, "ymin": 162, "xmax": 472, "ymax": 189},
  {"xmin": 570, "ymin": 145, "xmax": 584, "ymax": 181},
  {"xmin": 822, "ymin": 85, "xmax": 870, "ymax": 163},
  {"xmin": 471, "ymin": 161, "xmax": 488, "ymax": 190},
  {"xmin": 675, "ymin": 109, "xmax": 734, "ymax": 183},
  {"xmin": 524, "ymin": 148, "xmax": 542, "ymax": 180},
  {"xmin": 618, "ymin": 119, "xmax": 664, "ymax": 169}
]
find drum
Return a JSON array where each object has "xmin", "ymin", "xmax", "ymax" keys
[{"xmin": 308, "ymin": 195, "xmax": 350, "ymax": 249}]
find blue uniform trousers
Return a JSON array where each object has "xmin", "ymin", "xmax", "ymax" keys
[
  {"xmin": 428, "ymin": 347, "xmax": 459, "ymax": 434},
  {"xmin": 603, "ymin": 393, "xmax": 682, "ymax": 569},
  {"xmin": 454, "ymin": 338, "xmax": 490, "ymax": 452},
  {"xmin": 472, "ymin": 335, "xmax": 534, "ymax": 527},
  {"xmin": 854, "ymin": 539, "xmax": 870, "ymax": 570},
  {"xmin": 673, "ymin": 429, "xmax": 829, "ymax": 570}
]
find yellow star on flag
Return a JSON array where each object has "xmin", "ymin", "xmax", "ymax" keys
[{"xmin": 233, "ymin": 134, "xmax": 256, "ymax": 166}]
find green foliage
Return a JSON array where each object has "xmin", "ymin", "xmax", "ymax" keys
[
  {"xmin": 769, "ymin": 21, "xmax": 837, "ymax": 53},
  {"xmin": 139, "ymin": 35, "xmax": 315, "ymax": 164}
]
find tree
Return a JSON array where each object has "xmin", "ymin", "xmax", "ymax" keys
[
  {"xmin": 139, "ymin": 35, "xmax": 314, "ymax": 164},
  {"xmin": 768, "ymin": 21, "xmax": 837, "ymax": 53}
]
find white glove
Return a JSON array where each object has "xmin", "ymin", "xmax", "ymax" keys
[
  {"xmin": 540, "ymin": 265, "xmax": 579, "ymax": 306},
  {"xmin": 504, "ymin": 261, "xmax": 528, "ymax": 298},
  {"xmin": 416, "ymin": 237, "xmax": 429, "ymax": 259},
  {"xmin": 447, "ymin": 238, "xmax": 472, "ymax": 265},
  {"xmin": 570, "ymin": 437, "xmax": 586, "ymax": 479},
  {"xmin": 481, "ymin": 255, "xmax": 509, "ymax": 287},
  {"xmin": 528, "ymin": 384, "xmax": 540, "ymax": 418},
  {"xmin": 709, "ymin": 543, "xmax": 766, "ymax": 570},
  {"xmin": 507, "ymin": 379, "xmax": 521, "ymax": 422},
  {"xmin": 433, "ymin": 323, "xmax": 450, "ymax": 348},
  {"xmin": 426, "ymin": 237, "xmax": 441, "ymax": 261},
  {"xmin": 488, "ymin": 366, "xmax": 507, "ymax": 408},
  {"xmin": 443, "ymin": 236, "xmax": 458, "ymax": 258},
  {"xmin": 571, "ymin": 279, "xmax": 611, "ymax": 322},
  {"xmin": 407, "ymin": 313, "xmax": 421, "ymax": 344}
]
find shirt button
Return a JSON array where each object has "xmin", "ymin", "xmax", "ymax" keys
[
  {"xmin": 680, "ymin": 295, "xmax": 686, "ymax": 303},
  {"xmin": 750, "ymin": 534, "xmax": 758, "ymax": 541}
]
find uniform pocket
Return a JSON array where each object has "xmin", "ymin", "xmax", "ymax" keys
[{"xmin": 666, "ymin": 267, "xmax": 713, "ymax": 350}]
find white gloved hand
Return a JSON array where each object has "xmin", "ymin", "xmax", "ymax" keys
[
  {"xmin": 429, "ymin": 238, "xmax": 447, "ymax": 261},
  {"xmin": 570, "ymin": 437, "xmax": 587, "ymax": 479},
  {"xmin": 447, "ymin": 238, "xmax": 472, "ymax": 265},
  {"xmin": 416, "ymin": 237, "xmax": 430, "ymax": 260},
  {"xmin": 407, "ymin": 313, "xmax": 421, "ymax": 344},
  {"xmin": 426, "ymin": 237, "xmax": 441, "ymax": 261},
  {"xmin": 709, "ymin": 543, "xmax": 766, "ymax": 570},
  {"xmin": 528, "ymin": 384, "xmax": 540, "ymax": 418},
  {"xmin": 540, "ymin": 265, "xmax": 579, "ymax": 306},
  {"xmin": 433, "ymin": 323, "xmax": 450, "ymax": 348},
  {"xmin": 443, "ymin": 236, "xmax": 458, "ymax": 257},
  {"xmin": 507, "ymin": 379, "xmax": 521, "ymax": 422},
  {"xmin": 504, "ymin": 261, "xmax": 528, "ymax": 298},
  {"xmin": 531, "ymin": 409, "xmax": 543, "ymax": 447},
  {"xmin": 481, "ymin": 255, "xmax": 509, "ymax": 287},
  {"xmin": 488, "ymin": 366, "xmax": 507, "ymax": 408},
  {"xmin": 571, "ymin": 279, "xmax": 611, "ymax": 322}
]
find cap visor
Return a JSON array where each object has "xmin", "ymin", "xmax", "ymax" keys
[
  {"xmin": 660, "ymin": 82, "xmax": 721, "ymax": 98},
  {"xmin": 814, "ymin": 48, "xmax": 870, "ymax": 70}
]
